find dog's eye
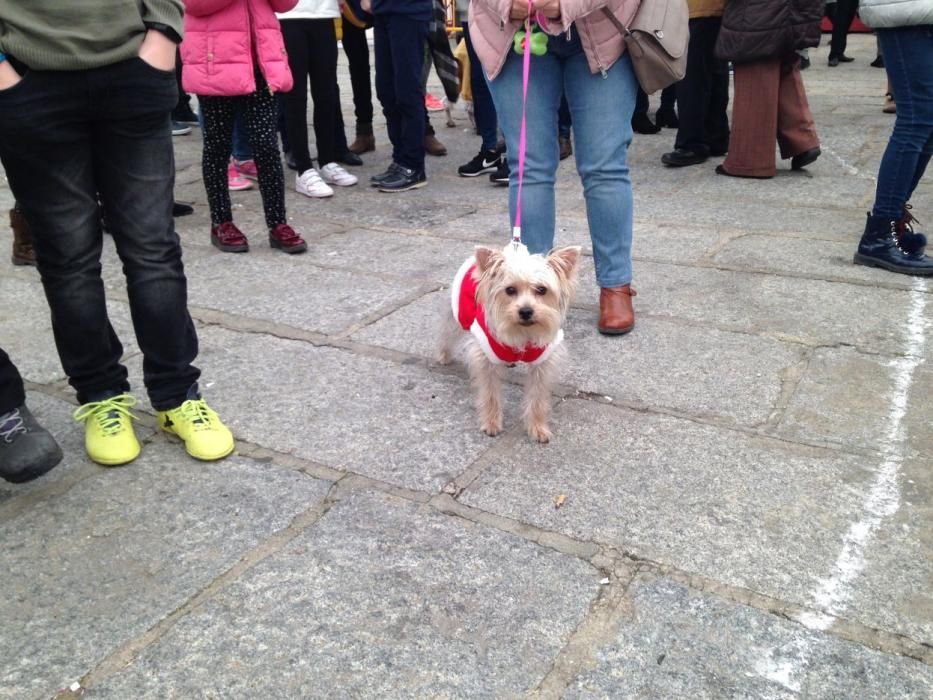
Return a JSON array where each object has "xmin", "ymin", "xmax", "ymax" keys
[
  {"xmin": 535, "ymin": 286, "xmax": 548, "ymax": 296},
  {"xmin": 505, "ymin": 286, "xmax": 517, "ymax": 296}
]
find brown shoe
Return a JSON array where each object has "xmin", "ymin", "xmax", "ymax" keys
[
  {"xmin": 559, "ymin": 135, "xmax": 573, "ymax": 161},
  {"xmin": 424, "ymin": 133, "xmax": 448, "ymax": 157},
  {"xmin": 348, "ymin": 132, "xmax": 375, "ymax": 154},
  {"xmin": 10, "ymin": 207, "xmax": 36, "ymax": 266},
  {"xmin": 598, "ymin": 285, "xmax": 637, "ymax": 335}
]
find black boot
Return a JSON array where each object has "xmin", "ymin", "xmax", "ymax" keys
[
  {"xmin": 0, "ymin": 405, "xmax": 63, "ymax": 483},
  {"xmin": 854, "ymin": 212, "xmax": 933, "ymax": 276}
]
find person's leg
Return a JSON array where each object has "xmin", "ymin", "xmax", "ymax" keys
[
  {"xmin": 464, "ymin": 25, "xmax": 498, "ymax": 152},
  {"xmin": 199, "ymin": 95, "xmax": 238, "ymax": 224},
  {"xmin": 776, "ymin": 54, "xmax": 820, "ymax": 160},
  {"xmin": 706, "ymin": 20, "xmax": 731, "ymax": 155},
  {"xmin": 244, "ymin": 74, "xmax": 289, "ymax": 229},
  {"xmin": 374, "ymin": 14, "xmax": 401, "ymax": 164},
  {"xmin": 721, "ymin": 58, "xmax": 780, "ymax": 178},
  {"xmin": 342, "ymin": 20, "xmax": 375, "ymax": 138},
  {"xmin": 674, "ymin": 16, "xmax": 716, "ymax": 155},
  {"xmin": 873, "ymin": 27, "xmax": 933, "ymax": 219},
  {"xmin": 829, "ymin": 0, "xmax": 858, "ymax": 60},
  {"xmin": 281, "ymin": 19, "xmax": 315, "ymax": 174},
  {"xmin": 389, "ymin": 13, "xmax": 429, "ymax": 172},
  {"xmin": 0, "ymin": 348, "xmax": 25, "ymax": 416},
  {"xmin": 90, "ymin": 59, "xmax": 201, "ymax": 409},
  {"xmin": 232, "ymin": 108, "xmax": 252, "ymax": 163},
  {"xmin": 0, "ymin": 69, "xmax": 131, "ymax": 402},
  {"xmin": 487, "ymin": 48, "xmax": 562, "ymax": 254},
  {"xmin": 564, "ymin": 50, "xmax": 638, "ymax": 288},
  {"xmin": 306, "ymin": 19, "xmax": 341, "ymax": 166},
  {"xmin": 558, "ymin": 94, "xmax": 572, "ymax": 138}
]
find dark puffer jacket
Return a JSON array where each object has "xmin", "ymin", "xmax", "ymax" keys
[{"xmin": 715, "ymin": 0, "xmax": 823, "ymax": 63}]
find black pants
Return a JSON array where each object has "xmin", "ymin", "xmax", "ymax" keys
[
  {"xmin": 0, "ymin": 348, "xmax": 25, "ymax": 415},
  {"xmin": 281, "ymin": 18, "xmax": 340, "ymax": 173},
  {"xmin": 200, "ymin": 73, "xmax": 287, "ymax": 230},
  {"xmin": 374, "ymin": 13, "xmax": 429, "ymax": 171},
  {"xmin": 675, "ymin": 16, "xmax": 730, "ymax": 155},
  {"xmin": 0, "ymin": 58, "xmax": 200, "ymax": 410},
  {"xmin": 341, "ymin": 19, "xmax": 375, "ymax": 132},
  {"xmin": 829, "ymin": 0, "xmax": 858, "ymax": 59},
  {"xmin": 634, "ymin": 85, "xmax": 676, "ymax": 115}
]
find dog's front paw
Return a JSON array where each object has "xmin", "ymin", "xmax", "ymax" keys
[
  {"xmin": 527, "ymin": 423, "xmax": 552, "ymax": 444},
  {"xmin": 481, "ymin": 419, "xmax": 504, "ymax": 437},
  {"xmin": 437, "ymin": 350, "xmax": 453, "ymax": 365}
]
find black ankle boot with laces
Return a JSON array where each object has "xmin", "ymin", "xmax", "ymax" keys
[{"xmin": 854, "ymin": 211, "xmax": 933, "ymax": 276}]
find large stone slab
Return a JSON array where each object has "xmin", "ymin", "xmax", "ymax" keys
[
  {"xmin": 182, "ymin": 252, "xmax": 429, "ymax": 336},
  {"xmin": 460, "ymin": 399, "xmax": 921, "ymax": 638},
  {"xmin": 88, "ymin": 489, "xmax": 598, "ymax": 698},
  {"xmin": 567, "ymin": 576, "xmax": 933, "ymax": 699},
  {"xmin": 0, "ymin": 445, "xmax": 329, "ymax": 700},
  {"xmin": 164, "ymin": 326, "xmax": 515, "ymax": 492}
]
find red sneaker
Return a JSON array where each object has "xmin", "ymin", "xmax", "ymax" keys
[
  {"xmin": 211, "ymin": 222, "xmax": 249, "ymax": 253},
  {"xmin": 425, "ymin": 92, "xmax": 444, "ymax": 112},
  {"xmin": 269, "ymin": 223, "xmax": 307, "ymax": 254}
]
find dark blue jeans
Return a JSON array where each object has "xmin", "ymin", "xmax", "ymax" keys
[
  {"xmin": 463, "ymin": 25, "xmax": 499, "ymax": 152},
  {"xmin": 0, "ymin": 58, "xmax": 200, "ymax": 410},
  {"xmin": 374, "ymin": 13, "xmax": 429, "ymax": 171},
  {"xmin": 874, "ymin": 25, "xmax": 933, "ymax": 219}
]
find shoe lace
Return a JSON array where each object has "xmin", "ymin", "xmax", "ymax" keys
[
  {"xmin": 73, "ymin": 395, "xmax": 138, "ymax": 436},
  {"xmin": 0, "ymin": 408, "xmax": 26, "ymax": 444},
  {"xmin": 176, "ymin": 399, "xmax": 216, "ymax": 432},
  {"xmin": 900, "ymin": 204, "xmax": 920, "ymax": 234}
]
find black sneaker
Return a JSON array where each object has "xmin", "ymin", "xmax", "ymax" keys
[
  {"xmin": 370, "ymin": 162, "xmax": 401, "ymax": 187},
  {"xmin": 378, "ymin": 165, "xmax": 427, "ymax": 192},
  {"xmin": 0, "ymin": 405, "xmax": 63, "ymax": 483},
  {"xmin": 172, "ymin": 104, "xmax": 200, "ymax": 125},
  {"xmin": 490, "ymin": 159, "xmax": 509, "ymax": 186},
  {"xmin": 458, "ymin": 149, "xmax": 501, "ymax": 177}
]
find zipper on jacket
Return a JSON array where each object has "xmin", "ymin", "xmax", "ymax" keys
[{"xmin": 246, "ymin": 3, "xmax": 272, "ymax": 94}]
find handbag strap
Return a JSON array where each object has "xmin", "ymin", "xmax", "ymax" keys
[{"xmin": 601, "ymin": 7, "xmax": 632, "ymax": 37}]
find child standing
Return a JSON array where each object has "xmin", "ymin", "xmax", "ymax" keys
[{"xmin": 182, "ymin": 0, "xmax": 308, "ymax": 254}]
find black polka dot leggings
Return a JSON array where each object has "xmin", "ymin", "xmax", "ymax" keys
[{"xmin": 199, "ymin": 75, "xmax": 287, "ymax": 230}]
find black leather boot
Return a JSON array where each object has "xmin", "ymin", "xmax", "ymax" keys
[{"xmin": 854, "ymin": 212, "xmax": 933, "ymax": 276}]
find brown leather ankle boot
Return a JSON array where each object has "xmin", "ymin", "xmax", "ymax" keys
[
  {"xmin": 10, "ymin": 207, "xmax": 36, "ymax": 266},
  {"xmin": 598, "ymin": 285, "xmax": 637, "ymax": 335},
  {"xmin": 424, "ymin": 133, "xmax": 448, "ymax": 157},
  {"xmin": 348, "ymin": 132, "xmax": 375, "ymax": 154}
]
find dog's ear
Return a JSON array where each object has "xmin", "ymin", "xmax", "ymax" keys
[
  {"xmin": 547, "ymin": 246, "xmax": 581, "ymax": 284},
  {"xmin": 474, "ymin": 246, "xmax": 504, "ymax": 274}
]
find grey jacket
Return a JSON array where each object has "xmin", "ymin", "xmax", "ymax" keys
[{"xmin": 859, "ymin": 0, "xmax": 933, "ymax": 28}]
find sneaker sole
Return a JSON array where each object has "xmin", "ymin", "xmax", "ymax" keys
[
  {"xmin": 2, "ymin": 449, "xmax": 63, "ymax": 483},
  {"xmin": 458, "ymin": 167, "xmax": 498, "ymax": 177},
  {"xmin": 88, "ymin": 444, "xmax": 141, "ymax": 466},
  {"xmin": 228, "ymin": 183, "xmax": 253, "ymax": 191},
  {"xmin": 379, "ymin": 180, "xmax": 427, "ymax": 193},
  {"xmin": 297, "ymin": 189, "xmax": 334, "ymax": 198},
  {"xmin": 853, "ymin": 253, "xmax": 933, "ymax": 276},
  {"xmin": 211, "ymin": 238, "xmax": 249, "ymax": 253},
  {"xmin": 161, "ymin": 426, "xmax": 236, "ymax": 461},
  {"xmin": 269, "ymin": 237, "xmax": 308, "ymax": 254},
  {"xmin": 322, "ymin": 179, "xmax": 358, "ymax": 187}
]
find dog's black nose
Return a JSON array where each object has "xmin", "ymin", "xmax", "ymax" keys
[{"xmin": 518, "ymin": 306, "xmax": 534, "ymax": 321}]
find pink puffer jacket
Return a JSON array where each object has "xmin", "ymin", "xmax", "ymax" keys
[
  {"xmin": 469, "ymin": 0, "xmax": 641, "ymax": 80},
  {"xmin": 181, "ymin": 0, "xmax": 299, "ymax": 96}
]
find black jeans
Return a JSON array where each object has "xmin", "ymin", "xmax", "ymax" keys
[
  {"xmin": 0, "ymin": 58, "xmax": 200, "ymax": 410},
  {"xmin": 374, "ymin": 13, "xmax": 429, "ymax": 171},
  {"xmin": 0, "ymin": 348, "xmax": 25, "ymax": 415},
  {"xmin": 341, "ymin": 19, "xmax": 375, "ymax": 132},
  {"xmin": 828, "ymin": 0, "xmax": 858, "ymax": 59},
  {"xmin": 675, "ymin": 16, "xmax": 730, "ymax": 155},
  {"xmin": 281, "ymin": 18, "xmax": 340, "ymax": 172}
]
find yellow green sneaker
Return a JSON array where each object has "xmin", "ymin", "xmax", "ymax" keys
[
  {"xmin": 73, "ymin": 394, "xmax": 140, "ymax": 466},
  {"xmin": 158, "ymin": 398, "xmax": 234, "ymax": 461}
]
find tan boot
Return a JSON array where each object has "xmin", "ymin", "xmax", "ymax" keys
[
  {"xmin": 10, "ymin": 207, "xmax": 36, "ymax": 266},
  {"xmin": 348, "ymin": 132, "xmax": 375, "ymax": 154},
  {"xmin": 597, "ymin": 285, "xmax": 637, "ymax": 335},
  {"xmin": 424, "ymin": 133, "xmax": 448, "ymax": 157}
]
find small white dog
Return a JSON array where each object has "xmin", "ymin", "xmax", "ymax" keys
[{"xmin": 438, "ymin": 243, "xmax": 581, "ymax": 443}]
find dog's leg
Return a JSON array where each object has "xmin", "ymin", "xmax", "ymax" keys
[
  {"xmin": 466, "ymin": 343, "xmax": 504, "ymax": 436},
  {"xmin": 437, "ymin": 308, "xmax": 462, "ymax": 365},
  {"xmin": 523, "ymin": 349, "xmax": 562, "ymax": 443}
]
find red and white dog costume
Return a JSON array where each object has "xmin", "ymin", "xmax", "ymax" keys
[{"xmin": 450, "ymin": 257, "xmax": 563, "ymax": 366}]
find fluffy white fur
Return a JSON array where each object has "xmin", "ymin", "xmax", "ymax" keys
[{"xmin": 438, "ymin": 243, "xmax": 581, "ymax": 443}]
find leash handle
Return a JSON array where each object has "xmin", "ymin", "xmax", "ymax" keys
[{"xmin": 512, "ymin": 0, "xmax": 534, "ymax": 247}]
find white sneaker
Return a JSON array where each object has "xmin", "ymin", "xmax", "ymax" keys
[
  {"xmin": 320, "ymin": 162, "xmax": 359, "ymax": 187},
  {"xmin": 295, "ymin": 169, "xmax": 334, "ymax": 198}
]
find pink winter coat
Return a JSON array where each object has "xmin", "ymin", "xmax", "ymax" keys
[
  {"xmin": 469, "ymin": 0, "xmax": 642, "ymax": 80},
  {"xmin": 181, "ymin": 0, "xmax": 299, "ymax": 96}
]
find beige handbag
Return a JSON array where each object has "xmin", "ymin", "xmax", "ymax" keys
[{"xmin": 601, "ymin": 0, "xmax": 689, "ymax": 95}]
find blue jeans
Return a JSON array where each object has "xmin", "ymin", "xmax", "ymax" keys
[
  {"xmin": 487, "ymin": 29, "xmax": 638, "ymax": 287},
  {"xmin": 874, "ymin": 26, "xmax": 933, "ymax": 219}
]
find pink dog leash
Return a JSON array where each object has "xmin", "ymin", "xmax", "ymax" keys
[{"xmin": 511, "ymin": 0, "xmax": 536, "ymax": 248}]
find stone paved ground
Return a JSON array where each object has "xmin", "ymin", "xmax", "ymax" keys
[{"xmin": 1, "ymin": 34, "xmax": 931, "ymax": 699}]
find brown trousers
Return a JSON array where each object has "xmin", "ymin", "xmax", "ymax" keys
[{"xmin": 722, "ymin": 55, "xmax": 820, "ymax": 178}]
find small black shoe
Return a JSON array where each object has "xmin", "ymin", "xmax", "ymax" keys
[
  {"xmin": 172, "ymin": 104, "xmax": 200, "ymax": 125},
  {"xmin": 459, "ymin": 149, "xmax": 501, "ymax": 177},
  {"xmin": 655, "ymin": 108, "xmax": 679, "ymax": 129},
  {"xmin": 870, "ymin": 55, "xmax": 885, "ymax": 68},
  {"xmin": 799, "ymin": 56, "xmax": 811, "ymax": 70},
  {"xmin": 838, "ymin": 55, "xmax": 855, "ymax": 63},
  {"xmin": 378, "ymin": 165, "xmax": 427, "ymax": 192},
  {"xmin": 284, "ymin": 151, "xmax": 298, "ymax": 172},
  {"xmin": 173, "ymin": 201, "xmax": 194, "ymax": 217},
  {"xmin": 632, "ymin": 112, "xmax": 661, "ymax": 135},
  {"xmin": 828, "ymin": 56, "xmax": 840, "ymax": 67},
  {"xmin": 0, "ymin": 405, "xmax": 63, "ymax": 484},
  {"xmin": 370, "ymin": 162, "xmax": 401, "ymax": 187},
  {"xmin": 661, "ymin": 147, "xmax": 709, "ymax": 167},
  {"xmin": 854, "ymin": 212, "xmax": 933, "ymax": 276},
  {"xmin": 490, "ymin": 159, "xmax": 510, "ymax": 186},
  {"xmin": 791, "ymin": 147, "xmax": 821, "ymax": 171},
  {"xmin": 338, "ymin": 150, "xmax": 364, "ymax": 167}
]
